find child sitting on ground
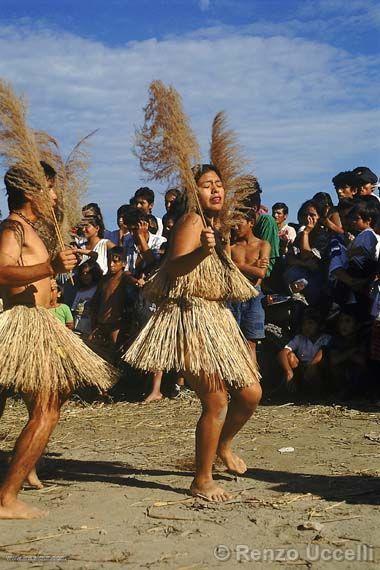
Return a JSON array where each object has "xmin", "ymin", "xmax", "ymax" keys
[
  {"xmin": 49, "ymin": 279, "xmax": 74, "ymax": 329},
  {"xmin": 278, "ymin": 310, "xmax": 331, "ymax": 393}
]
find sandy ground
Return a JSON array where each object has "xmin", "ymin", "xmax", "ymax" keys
[{"xmin": 0, "ymin": 395, "xmax": 379, "ymax": 569}]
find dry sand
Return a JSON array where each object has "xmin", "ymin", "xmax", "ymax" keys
[{"xmin": 0, "ymin": 395, "xmax": 379, "ymax": 569}]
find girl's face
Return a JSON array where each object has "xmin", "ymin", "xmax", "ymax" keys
[
  {"xmin": 50, "ymin": 281, "xmax": 58, "ymax": 305},
  {"xmin": 83, "ymin": 222, "xmax": 99, "ymax": 239},
  {"xmin": 337, "ymin": 313, "xmax": 355, "ymax": 337},
  {"xmin": 197, "ymin": 170, "xmax": 225, "ymax": 214}
]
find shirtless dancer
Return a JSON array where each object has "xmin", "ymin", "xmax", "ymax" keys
[
  {"xmin": 0, "ymin": 163, "xmax": 115, "ymax": 519},
  {"xmin": 230, "ymin": 211, "xmax": 270, "ymax": 361}
]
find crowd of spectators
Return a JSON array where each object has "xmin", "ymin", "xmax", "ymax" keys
[{"xmin": 52, "ymin": 167, "xmax": 380, "ymax": 403}]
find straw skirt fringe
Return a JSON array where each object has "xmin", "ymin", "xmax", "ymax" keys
[
  {"xmin": 0, "ymin": 305, "xmax": 116, "ymax": 395},
  {"xmin": 124, "ymin": 297, "xmax": 260, "ymax": 391}
]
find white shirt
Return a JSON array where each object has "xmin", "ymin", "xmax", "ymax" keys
[
  {"xmin": 285, "ymin": 334, "xmax": 331, "ymax": 363},
  {"xmin": 80, "ymin": 239, "xmax": 110, "ymax": 275},
  {"xmin": 124, "ymin": 232, "xmax": 166, "ymax": 274}
]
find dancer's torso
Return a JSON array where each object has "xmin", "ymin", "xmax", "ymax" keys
[{"xmin": 0, "ymin": 214, "xmax": 51, "ymax": 309}]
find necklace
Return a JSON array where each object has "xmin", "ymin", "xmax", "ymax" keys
[{"xmin": 11, "ymin": 211, "xmax": 39, "ymax": 230}]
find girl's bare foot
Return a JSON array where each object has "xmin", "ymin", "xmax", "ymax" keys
[
  {"xmin": 141, "ymin": 393, "xmax": 163, "ymax": 404},
  {"xmin": 217, "ymin": 446, "xmax": 247, "ymax": 475},
  {"xmin": 25, "ymin": 468, "xmax": 44, "ymax": 490},
  {"xmin": 190, "ymin": 478, "xmax": 231, "ymax": 502},
  {"xmin": 0, "ymin": 498, "xmax": 46, "ymax": 519}
]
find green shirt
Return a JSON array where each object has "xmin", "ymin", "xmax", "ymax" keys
[
  {"xmin": 254, "ymin": 214, "xmax": 280, "ymax": 275},
  {"xmin": 49, "ymin": 304, "xmax": 74, "ymax": 326}
]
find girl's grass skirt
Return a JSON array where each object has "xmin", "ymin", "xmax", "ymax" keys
[{"xmin": 124, "ymin": 297, "xmax": 260, "ymax": 392}]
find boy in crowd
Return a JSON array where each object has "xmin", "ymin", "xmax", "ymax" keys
[
  {"xmin": 104, "ymin": 204, "xmax": 130, "ymax": 248},
  {"xmin": 230, "ymin": 211, "xmax": 270, "ymax": 362},
  {"xmin": 278, "ymin": 310, "xmax": 331, "ymax": 394},
  {"xmin": 332, "ymin": 171, "xmax": 360, "ymax": 201},
  {"xmin": 272, "ymin": 202, "xmax": 296, "ymax": 255},
  {"xmin": 89, "ymin": 247, "xmax": 128, "ymax": 351},
  {"xmin": 134, "ymin": 187, "xmax": 163, "ymax": 236},
  {"xmin": 353, "ymin": 167, "xmax": 379, "ymax": 200},
  {"xmin": 331, "ymin": 201, "xmax": 380, "ymax": 321}
]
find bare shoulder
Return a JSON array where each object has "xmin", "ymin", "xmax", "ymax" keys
[
  {"xmin": 0, "ymin": 217, "xmax": 25, "ymax": 247},
  {"xmin": 175, "ymin": 212, "xmax": 203, "ymax": 231}
]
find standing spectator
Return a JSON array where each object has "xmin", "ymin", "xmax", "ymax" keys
[
  {"xmin": 242, "ymin": 180, "xmax": 280, "ymax": 276},
  {"xmin": 285, "ymin": 200, "xmax": 330, "ymax": 305},
  {"xmin": 104, "ymin": 204, "xmax": 130, "ymax": 248},
  {"xmin": 79, "ymin": 215, "xmax": 116, "ymax": 275},
  {"xmin": 134, "ymin": 187, "xmax": 163, "ymax": 236},
  {"xmin": 162, "ymin": 188, "xmax": 182, "ymax": 229},
  {"xmin": 89, "ymin": 247, "xmax": 128, "ymax": 350},
  {"xmin": 353, "ymin": 167, "xmax": 379, "ymax": 200},
  {"xmin": 71, "ymin": 261, "xmax": 103, "ymax": 335},
  {"xmin": 272, "ymin": 202, "xmax": 296, "ymax": 255},
  {"xmin": 332, "ymin": 171, "xmax": 360, "ymax": 201},
  {"xmin": 230, "ymin": 211, "xmax": 270, "ymax": 362}
]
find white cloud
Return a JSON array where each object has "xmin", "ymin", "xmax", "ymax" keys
[
  {"xmin": 199, "ymin": 0, "xmax": 211, "ymax": 11},
  {"xmin": 0, "ymin": 23, "xmax": 378, "ymax": 224}
]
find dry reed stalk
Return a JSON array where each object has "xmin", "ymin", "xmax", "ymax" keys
[
  {"xmin": 209, "ymin": 111, "xmax": 259, "ymax": 235},
  {"xmin": 0, "ymin": 80, "xmax": 50, "ymax": 219},
  {"xmin": 134, "ymin": 80, "xmax": 206, "ymax": 224}
]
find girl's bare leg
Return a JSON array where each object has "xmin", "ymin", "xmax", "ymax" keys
[
  {"xmin": 217, "ymin": 382, "xmax": 262, "ymax": 475},
  {"xmin": 187, "ymin": 374, "xmax": 231, "ymax": 502}
]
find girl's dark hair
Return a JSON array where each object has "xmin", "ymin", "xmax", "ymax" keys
[
  {"xmin": 193, "ymin": 163, "xmax": 222, "ymax": 183},
  {"xmin": 86, "ymin": 214, "xmax": 105, "ymax": 238},
  {"xmin": 312, "ymin": 192, "xmax": 333, "ymax": 217},
  {"xmin": 82, "ymin": 203, "xmax": 103, "ymax": 219},
  {"xmin": 297, "ymin": 199, "xmax": 322, "ymax": 225},
  {"xmin": 76, "ymin": 261, "xmax": 103, "ymax": 287}
]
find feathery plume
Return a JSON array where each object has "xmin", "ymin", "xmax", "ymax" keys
[
  {"xmin": 210, "ymin": 111, "xmax": 257, "ymax": 234},
  {"xmin": 134, "ymin": 80, "xmax": 204, "ymax": 219},
  {"xmin": 0, "ymin": 80, "xmax": 51, "ymax": 219}
]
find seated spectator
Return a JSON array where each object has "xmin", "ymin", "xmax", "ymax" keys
[
  {"xmin": 71, "ymin": 261, "xmax": 103, "ymax": 336},
  {"xmin": 163, "ymin": 188, "xmax": 182, "ymax": 222},
  {"xmin": 79, "ymin": 215, "xmax": 116, "ymax": 274},
  {"xmin": 278, "ymin": 310, "xmax": 331, "ymax": 393},
  {"xmin": 104, "ymin": 204, "xmax": 130, "ymax": 248},
  {"xmin": 284, "ymin": 200, "xmax": 330, "ymax": 305},
  {"xmin": 89, "ymin": 247, "xmax": 128, "ymax": 350},
  {"xmin": 134, "ymin": 187, "xmax": 163, "ymax": 236},
  {"xmin": 326, "ymin": 311, "xmax": 366, "ymax": 398},
  {"xmin": 272, "ymin": 201, "xmax": 296, "ymax": 255},
  {"xmin": 230, "ymin": 210, "xmax": 270, "ymax": 361},
  {"xmin": 353, "ymin": 166, "xmax": 379, "ymax": 200},
  {"xmin": 49, "ymin": 279, "xmax": 74, "ymax": 329}
]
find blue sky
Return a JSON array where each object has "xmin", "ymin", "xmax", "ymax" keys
[{"xmin": 0, "ymin": 0, "xmax": 379, "ymax": 226}]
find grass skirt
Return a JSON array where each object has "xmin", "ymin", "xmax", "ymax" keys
[
  {"xmin": 0, "ymin": 305, "xmax": 117, "ymax": 395},
  {"xmin": 124, "ymin": 297, "xmax": 260, "ymax": 391}
]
